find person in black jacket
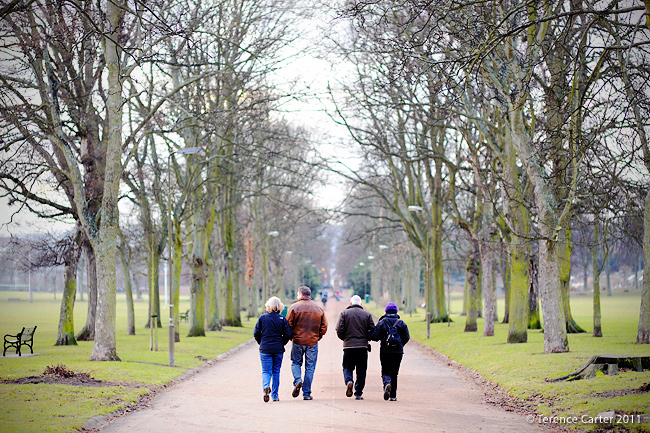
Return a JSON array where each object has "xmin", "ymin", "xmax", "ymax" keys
[
  {"xmin": 371, "ymin": 302, "xmax": 410, "ymax": 401},
  {"xmin": 254, "ymin": 296, "xmax": 292, "ymax": 402},
  {"xmin": 336, "ymin": 295, "xmax": 375, "ymax": 400}
]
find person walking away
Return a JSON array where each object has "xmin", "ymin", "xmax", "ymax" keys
[
  {"xmin": 287, "ymin": 286, "xmax": 328, "ymax": 400},
  {"xmin": 321, "ymin": 290, "xmax": 328, "ymax": 310},
  {"xmin": 336, "ymin": 295, "xmax": 375, "ymax": 400},
  {"xmin": 254, "ymin": 296, "xmax": 292, "ymax": 402},
  {"xmin": 372, "ymin": 302, "xmax": 410, "ymax": 401}
]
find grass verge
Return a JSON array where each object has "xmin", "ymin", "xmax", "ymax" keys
[
  {"xmin": 0, "ymin": 292, "xmax": 253, "ymax": 433},
  {"xmin": 369, "ymin": 290, "xmax": 650, "ymax": 433}
]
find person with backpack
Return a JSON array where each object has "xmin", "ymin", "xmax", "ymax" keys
[{"xmin": 371, "ymin": 302, "xmax": 410, "ymax": 401}]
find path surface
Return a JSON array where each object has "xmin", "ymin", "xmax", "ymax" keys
[{"xmin": 97, "ymin": 298, "xmax": 555, "ymax": 433}]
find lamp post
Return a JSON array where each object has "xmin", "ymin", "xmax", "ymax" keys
[{"xmin": 167, "ymin": 146, "xmax": 203, "ymax": 367}]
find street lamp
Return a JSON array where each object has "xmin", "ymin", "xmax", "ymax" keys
[{"xmin": 167, "ymin": 146, "xmax": 203, "ymax": 367}]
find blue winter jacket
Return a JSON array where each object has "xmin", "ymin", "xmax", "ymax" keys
[
  {"xmin": 371, "ymin": 313, "xmax": 410, "ymax": 354},
  {"xmin": 254, "ymin": 311, "xmax": 292, "ymax": 354}
]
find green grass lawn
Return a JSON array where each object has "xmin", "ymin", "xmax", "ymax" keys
[
  {"xmin": 0, "ymin": 291, "xmax": 254, "ymax": 433},
  {"xmin": 2, "ymin": 289, "xmax": 649, "ymax": 432},
  {"xmin": 370, "ymin": 290, "xmax": 650, "ymax": 432}
]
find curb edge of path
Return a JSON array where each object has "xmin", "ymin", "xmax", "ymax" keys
[{"xmin": 81, "ymin": 338, "xmax": 256, "ymax": 432}]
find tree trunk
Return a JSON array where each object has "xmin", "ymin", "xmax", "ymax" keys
[
  {"xmin": 90, "ymin": 228, "xmax": 120, "ymax": 360},
  {"xmin": 76, "ymin": 242, "xmax": 97, "ymax": 341},
  {"xmin": 56, "ymin": 228, "xmax": 82, "ymax": 346},
  {"xmin": 188, "ymin": 228, "xmax": 207, "ymax": 337},
  {"xmin": 464, "ymin": 243, "xmax": 480, "ymax": 332},
  {"xmin": 146, "ymin": 252, "xmax": 162, "ymax": 329},
  {"xmin": 528, "ymin": 256, "xmax": 541, "ymax": 330},
  {"xmin": 508, "ymin": 236, "xmax": 529, "ymax": 343},
  {"xmin": 207, "ymin": 249, "xmax": 222, "ymax": 331},
  {"xmin": 538, "ymin": 235, "xmax": 569, "ymax": 352},
  {"xmin": 591, "ymin": 225, "xmax": 603, "ymax": 338},
  {"xmin": 118, "ymin": 244, "xmax": 136, "ymax": 335},
  {"xmin": 223, "ymin": 199, "xmax": 241, "ymax": 327},
  {"xmin": 504, "ymin": 122, "xmax": 529, "ymax": 343},
  {"xmin": 172, "ymin": 218, "xmax": 182, "ymax": 342},
  {"xmin": 606, "ymin": 258, "xmax": 612, "ymax": 297},
  {"xmin": 482, "ymin": 217, "xmax": 496, "ymax": 337},
  {"xmin": 501, "ymin": 242, "xmax": 510, "ymax": 323},
  {"xmin": 89, "ymin": 0, "xmax": 123, "ymax": 361},
  {"xmin": 432, "ymin": 187, "xmax": 448, "ymax": 322},
  {"xmin": 559, "ymin": 230, "xmax": 584, "ymax": 333},
  {"xmin": 636, "ymin": 189, "xmax": 650, "ymax": 343}
]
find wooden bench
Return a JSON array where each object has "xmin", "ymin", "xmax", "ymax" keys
[
  {"xmin": 3, "ymin": 326, "xmax": 37, "ymax": 357},
  {"xmin": 180, "ymin": 310, "xmax": 189, "ymax": 322}
]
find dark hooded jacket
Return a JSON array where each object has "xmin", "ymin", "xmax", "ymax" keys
[{"xmin": 371, "ymin": 313, "xmax": 410, "ymax": 354}]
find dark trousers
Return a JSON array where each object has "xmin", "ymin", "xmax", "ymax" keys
[
  {"xmin": 380, "ymin": 352, "xmax": 403, "ymax": 399},
  {"xmin": 342, "ymin": 348, "xmax": 368, "ymax": 397}
]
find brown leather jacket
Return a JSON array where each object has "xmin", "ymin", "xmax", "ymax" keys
[{"xmin": 287, "ymin": 298, "xmax": 328, "ymax": 346}]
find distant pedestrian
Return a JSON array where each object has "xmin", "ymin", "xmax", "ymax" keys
[
  {"xmin": 372, "ymin": 302, "xmax": 410, "ymax": 401},
  {"xmin": 254, "ymin": 296, "xmax": 292, "ymax": 402},
  {"xmin": 286, "ymin": 286, "xmax": 328, "ymax": 400},
  {"xmin": 336, "ymin": 295, "xmax": 375, "ymax": 400}
]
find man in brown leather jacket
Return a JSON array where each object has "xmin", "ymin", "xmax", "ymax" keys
[{"xmin": 287, "ymin": 286, "xmax": 328, "ymax": 400}]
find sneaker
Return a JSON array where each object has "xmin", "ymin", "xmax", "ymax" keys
[
  {"xmin": 263, "ymin": 386, "xmax": 271, "ymax": 403},
  {"xmin": 272, "ymin": 398, "xmax": 280, "ymax": 402},
  {"xmin": 389, "ymin": 397, "xmax": 397, "ymax": 401},
  {"xmin": 355, "ymin": 395, "xmax": 364, "ymax": 400},
  {"xmin": 346, "ymin": 381, "xmax": 354, "ymax": 397},
  {"xmin": 303, "ymin": 395, "xmax": 313, "ymax": 400},
  {"xmin": 383, "ymin": 384, "xmax": 391, "ymax": 401},
  {"xmin": 292, "ymin": 382, "xmax": 302, "ymax": 398}
]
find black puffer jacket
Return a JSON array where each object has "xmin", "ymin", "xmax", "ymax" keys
[
  {"xmin": 371, "ymin": 313, "xmax": 410, "ymax": 354},
  {"xmin": 336, "ymin": 304, "xmax": 375, "ymax": 349}
]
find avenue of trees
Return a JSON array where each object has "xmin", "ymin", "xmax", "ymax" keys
[
  {"xmin": 329, "ymin": 0, "xmax": 649, "ymax": 353},
  {"xmin": 0, "ymin": 0, "xmax": 330, "ymax": 361},
  {"xmin": 0, "ymin": 0, "xmax": 648, "ymax": 362}
]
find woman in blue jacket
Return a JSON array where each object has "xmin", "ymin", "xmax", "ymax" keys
[
  {"xmin": 371, "ymin": 302, "xmax": 410, "ymax": 401},
  {"xmin": 254, "ymin": 296, "xmax": 292, "ymax": 402}
]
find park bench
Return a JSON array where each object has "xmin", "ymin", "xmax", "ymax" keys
[
  {"xmin": 180, "ymin": 310, "xmax": 189, "ymax": 322},
  {"xmin": 3, "ymin": 326, "xmax": 37, "ymax": 357}
]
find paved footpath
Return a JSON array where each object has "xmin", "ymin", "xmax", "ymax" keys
[{"xmin": 97, "ymin": 299, "xmax": 557, "ymax": 433}]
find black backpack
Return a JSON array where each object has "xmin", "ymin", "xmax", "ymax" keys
[{"xmin": 384, "ymin": 319, "xmax": 402, "ymax": 347}]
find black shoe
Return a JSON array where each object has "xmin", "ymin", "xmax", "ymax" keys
[
  {"xmin": 355, "ymin": 395, "xmax": 364, "ymax": 400},
  {"xmin": 303, "ymin": 395, "xmax": 313, "ymax": 400},
  {"xmin": 346, "ymin": 382, "xmax": 354, "ymax": 397},
  {"xmin": 272, "ymin": 398, "xmax": 280, "ymax": 402},
  {"xmin": 383, "ymin": 384, "xmax": 391, "ymax": 401},
  {"xmin": 292, "ymin": 382, "xmax": 302, "ymax": 398},
  {"xmin": 390, "ymin": 397, "xmax": 397, "ymax": 401},
  {"xmin": 263, "ymin": 386, "xmax": 271, "ymax": 403}
]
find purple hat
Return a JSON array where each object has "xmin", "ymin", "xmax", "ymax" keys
[{"xmin": 385, "ymin": 302, "xmax": 398, "ymax": 313}]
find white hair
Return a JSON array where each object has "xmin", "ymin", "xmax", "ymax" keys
[
  {"xmin": 265, "ymin": 296, "xmax": 284, "ymax": 313},
  {"xmin": 350, "ymin": 295, "xmax": 362, "ymax": 306}
]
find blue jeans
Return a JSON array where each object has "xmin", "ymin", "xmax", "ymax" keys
[
  {"xmin": 260, "ymin": 352, "xmax": 283, "ymax": 400},
  {"xmin": 291, "ymin": 343, "xmax": 318, "ymax": 397}
]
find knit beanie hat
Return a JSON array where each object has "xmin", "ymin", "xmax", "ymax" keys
[{"xmin": 385, "ymin": 302, "xmax": 398, "ymax": 313}]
